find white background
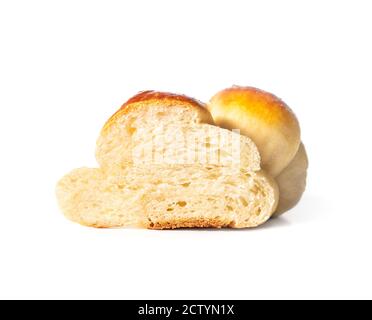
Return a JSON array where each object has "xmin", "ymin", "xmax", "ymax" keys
[{"xmin": 0, "ymin": 0, "xmax": 371, "ymax": 300}]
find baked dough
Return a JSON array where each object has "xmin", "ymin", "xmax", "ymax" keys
[
  {"xmin": 274, "ymin": 143, "xmax": 308, "ymax": 216},
  {"xmin": 208, "ymin": 86, "xmax": 301, "ymax": 177},
  {"xmin": 207, "ymin": 86, "xmax": 307, "ymax": 215},
  {"xmin": 57, "ymin": 91, "xmax": 279, "ymax": 229}
]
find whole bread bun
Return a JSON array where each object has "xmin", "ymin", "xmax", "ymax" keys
[
  {"xmin": 207, "ymin": 86, "xmax": 301, "ymax": 177},
  {"xmin": 274, "ymin": 143, "xmax": 308, "ymax": 216},
  {"xmin": 57, "ymin": 91, "xmax": 279, "ymax": 229}
]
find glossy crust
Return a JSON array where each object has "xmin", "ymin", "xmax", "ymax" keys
[
  {"xmin": 102, "ymin": 90, "xmax": 214, "ymax": 134},
  {"xmin": 208, "ymin": 86, "xmax": 301, "ymax": 177}
]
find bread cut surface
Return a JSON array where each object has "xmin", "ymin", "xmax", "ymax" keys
[
  {"xmin": 99, "ymin": 123, "xmax": 261, "ymax": 172},
  {"xmin": 97, "ymin": 91, "xmax": 213, "ymax": 171},
  {"xmin": 57, "ymin": 90, "xmax": 279, "ymax": 229},
  {"xmin": 102, "ymin": 90, "xmax": 214, "ymax": 134},
  {"xmin": 56, "ymin": 168, "xmax": 145, "ymax": 228},
  {"xmin": 57, "ymin": 165, "xmax": 278, "ymax": 229}
]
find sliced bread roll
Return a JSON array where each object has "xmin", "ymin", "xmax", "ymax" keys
[
  {"xmin": 56, "ymin": 165, "xmax": 278, "ymax": 229},
  {"xmin": 57, "ymin": 91, "xmax": 279, "ymax": 229}
]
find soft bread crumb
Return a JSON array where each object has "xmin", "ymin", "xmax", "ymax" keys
[{"xmin": 56, "ymin": 166, "xmax": 278, "ymax": 229}]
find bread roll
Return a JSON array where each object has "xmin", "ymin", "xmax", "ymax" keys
[
  {"xmin": 207, "ymin": 86, "xmax": 307, "ymax": 215},
  {"xmin": 274, "ymin": 143, "xmax": 308, "ymax": 216},
  {"xmin": 57, "ymin": 91, "xmax": 279, "ymax": 229},
  {"xmin": 207, "ymin": 86, "xmax": 301, "ymax": 177}
]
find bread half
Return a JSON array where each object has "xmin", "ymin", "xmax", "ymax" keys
[{"xmin": 56, "ymin": 165, "xmax": 278, "ymax": 229}]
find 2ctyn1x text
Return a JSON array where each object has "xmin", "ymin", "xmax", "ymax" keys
[{"xmin": 138, "ymin": 304, "xmax": 235, "ymax": 317}]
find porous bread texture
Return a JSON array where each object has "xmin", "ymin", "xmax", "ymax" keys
[
  {"xmin": 100, "ymin": 123, "xmax": 261, "ymax": 172},
  {"xmin": 274, "ymin": 143, "xmax": 308, "ymax": 216},
  {"xmin": 57, "ymin": 91, "xmax": 279, "ymax": 229},
  {"xmin": 97, "ymin": 91, "xmax": 214, "ymax": 171},
  {"xmin": 208, "ymin": 86, "xmax": 301, "ymax": 177},
  {"xmin": 56, "ymin": 165, "xmax": 278, "ymax": 229},
  {"xmin": 56, "ymin": 168, "xmax": 144, "ymax": 228}
]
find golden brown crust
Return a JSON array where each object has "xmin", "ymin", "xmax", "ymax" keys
[
  {"xmin": 102, "ymin": 90, "xmax": 214, "ymax": 133},
  {"xmin": 124, "ymin": 90, "xmax": 206, "ymax": 108},
  {"xmin": 209, "ymin": 86, "xmax": 300, "ymax": 141},
  {"xmin": 208, "ymin": 86, "xmax": 301, "ymax": 177},
  {"xmin": 147, "ymin": 218, "xmax": 230, "ymax": 230}
]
